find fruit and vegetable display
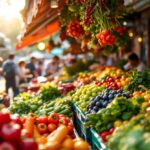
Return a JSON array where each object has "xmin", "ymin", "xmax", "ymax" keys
[
  {"xmin": 85, "ymin": 96, "xmax": 144, "ymax": 133},
  {"xmin": 6, "ymin": 67, "xmax": 150, "ymax": 150},
  {"xmin": 10, "ymin": 92, "xmax": 72, "ymax": 117},
  {"xmin": 71, "ymin": 83, "xmax": 104, "ymax": 113},
  {"xmin": 0, "ymin": 107, "xmax": 90, "ymax": 150},
  {"xmin": 86, "ymin": 88, "xmax": 130, "ymax": 114},
  {"xmin": 95, "ymin": 75, "xmax": 130, "ymax": 90},
  {"xmin": 38, "ymin": 83, "xmax": 61, "ymax": 102},
  {"xmin": 125, "ymin": 70, "xmax": 150, "ymax": 92},
  {"xmin": 108, "ymin": 112, "xmax": 150, "ymax": 150},
  {"xmin": 0, "ymin": 108, "xmax": 38, "ymax": 150}
]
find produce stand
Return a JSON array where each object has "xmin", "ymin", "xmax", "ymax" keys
[{"xmin": 0, "ymin": 0, "xmax": 149, "ymax": 150}]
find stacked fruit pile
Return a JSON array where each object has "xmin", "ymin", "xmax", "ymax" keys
[
  {"xmin": 67, "ymin": 19, "xmax": 85, "ymax": 39},
  {"xmin": 0, "ymin": 109, "xmax": 38, "ymax": 150},
  {"xmin": 95, "ymin": 76, "xmax": 130, "ymax": 90},
  {"xmin": 85, "ymin": 96, "xmax": 144, "ymax": 141},
  {"xmin": 96, "ymin": 29, "xmax": 116, "ymax": 46},
  {"xmin": 86, "ymin": 88, "xmax": 130, "ymax": 114},
  {"xmin": 72, "ymin": 84, "xmax": 104, "ymax": 112},
  {"xmin": 0, "ymin": 108, "xmax": 90, "ymax": 150}
]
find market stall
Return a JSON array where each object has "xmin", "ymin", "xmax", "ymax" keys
[{"xmin": 0, "ymin": 0, "xmax": 150, "ymax": 150}]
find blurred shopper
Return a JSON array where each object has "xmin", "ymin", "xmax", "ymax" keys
[
  {"xmin": 18, "ymin": 60, "xmax": 31, "ymax": 84},
  {"xmin": 46, "ymin": 56, "xmax": 59, "ymax": 76},
  {"xmin": 124, "ymin": 52, "xmax": 147, "ymax": 71},
  {"xmin": 2, "ymin": 54, "xmax": 19, "ymax": 97},
  {"xmin": 26, "ymin": 57, "xmax": 37, "ymax": 81},
  {"xmin": 36, "ymin": 60, "xmax": 43, "ymax": 76}
]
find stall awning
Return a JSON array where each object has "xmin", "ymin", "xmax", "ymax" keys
[
  {"xmin": 16, "ymin": 0, "xmax": 66, "ymax": 50},
  {"xmin": 16, "ymin": 20, "xmax": 60, "ymax": 50}
]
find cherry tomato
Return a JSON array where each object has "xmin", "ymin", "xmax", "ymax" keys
[
  {"xmin": 59, "ymin": 117, "xmax": 68, "ymax": 126},
  {"xmin": 36, "ymin": 116, "xmax": 48, "ymax": 124},
  {"xmin": 100, "ymin": 131, "xmax": 110, "ymax": 142},
  {"xmin": 48, "ymin": 113, "xmax": 59, "ymax": 124},
  {"xmin": 68, "ymin": 122, "xmax": 74, "ymax": 134},
  {"xmin": 37, "ymin": 123, "xmax": 47, "ymax": 134},
  {"xmin": 47, "ymin": 124, "xmax": 57, "ymax": 133}
]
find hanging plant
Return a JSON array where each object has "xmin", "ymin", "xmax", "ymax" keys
[{"xmin": 59, "ymin": 0, "xmax": 129, "ymax": 52}]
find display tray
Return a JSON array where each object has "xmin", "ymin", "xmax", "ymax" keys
[{"xmin": 71, "ymin": 103, "xmax": 108, "ymax": 150}]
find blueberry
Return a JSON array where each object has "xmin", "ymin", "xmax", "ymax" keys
[
  {"xmin": 116, "ymin": 93, "xmax": 122, "ymax": 97},
  {"xmin": 123, "ymin": 93, "xmax": 130, "ymax": 98},
  {"xmin": 103, "ymin": 95, "xmax": 108, "ymax": 100},
  {"xmin": 96, "ymin": 101, "xmax": 103, "ymax": 107},
  {"xmin": 93, "ymin": 106, "xmax": 99, "ymax": 112},
  {"xmin": 108, "ymin": 94, "xmax": 114, "ymax": 100},
  {"xmin": 95, "ymin": 96, "xmax": 100, "ymax": 102},
  {"xmin": 102, "ymin": 101, "xmax": 108, "ymax": 107}
]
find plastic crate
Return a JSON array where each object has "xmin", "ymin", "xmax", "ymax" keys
[
  {"xmin": 91, "ymin": 129, "xmax": 108, "ymax": 150},
  {"xmin": 71, "ymin": 103, "xmax": 108, "ymax": 150},
  {"xmin": 71, "ymin": 103, "xmax": 91, "ymax": 143}
]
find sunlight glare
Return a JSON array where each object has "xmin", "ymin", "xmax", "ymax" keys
[{"xmin": 0, "ymin": 0, "xmax": 25, "ymax": 20}]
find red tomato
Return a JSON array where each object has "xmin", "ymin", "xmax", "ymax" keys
[
  {"xmin": 1, "ymin": 123, "xmax": 21, "ymax": 142},
  {"xmin": 0, "ymin": 142, "xmax": 16, "ymax": 150},
  {"xmin": 67, "ymin": 122, "xmax": 74, "ymax": 134},
  {"xmin": 37, "ymin": 123, "xmax": 47, "ymax": 134},
  {"xmin": 47, "ymin": 124, "xmax": 57, "ymax": 133},
  {"xmin": 36, "ymin": 116, "xmax": 48, "ymax": 124},
  {"xmin": 59, "ymin": 117, "xmax": 68, "ymax": 126},
  {"xmin": 0, "ymin": 109, "xmax": 11, "ymax": 126},
  {"xmin": 65, "ymin": 117, "xmax": 71, "ymax": 124},
  {"xmin": 100, "ymin": 131, "xmax": 110, "ymax": 142},
  {"xmin": 20, "ymin": 117, "xmax": 26, "ymax": 124},
  {"xmin": 48, "ymin": 113, "xmax": 59, "ymax": 124},
  {"xmin": 59, "ymin": 114, "xmax": 66, "ymax": 118}
]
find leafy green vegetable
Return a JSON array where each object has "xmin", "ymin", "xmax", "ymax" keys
[
  {"xmin": 39, "ymin": 84, "xmax": 61, "ymax": 102},
  {"xmin": 108, "ymin": 113, "xmax": 150, "ymax": 150},
  {"xmin": 125, "ymin": 70, "xmax": 150, "ymax": 92}
]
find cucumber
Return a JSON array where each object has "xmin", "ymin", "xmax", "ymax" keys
[{"xmin": 46, "ymin": 101, "xmax": 55, "ymax": 107}]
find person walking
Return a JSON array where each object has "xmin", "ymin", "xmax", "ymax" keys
[
  {"xmin": 2, "ymin": 54, "xmax": 19, "ymax": 97},
  {"xmin": 26, "ymin": 56, "xmax": 37, "ymax": 81}
]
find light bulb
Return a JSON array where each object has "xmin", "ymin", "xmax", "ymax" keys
[{"xmin": 51, "ymin": 0, "xmax": 58, "ymax": 8}]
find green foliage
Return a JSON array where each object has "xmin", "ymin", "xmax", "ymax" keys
[
  {"xmin": 85, "ymin": 96, "xmax": 144, "ymax": 132},
  {"xmin": 39, "ymin": 84, "xmax": 61, "ymax": 102},
  {"xmin": 125, "ymin": 70, "xmax": 150, "ymax": 92},
  {"xmin": 108, "ymin": 113, "xmax": 150, "ymax": 150},
  {"xmin": 64, "ymin": 59, "xmax": 93, "ymax": 76}
]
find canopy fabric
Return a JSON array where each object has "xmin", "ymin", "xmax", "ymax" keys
[
  {"xmin": 16, "ymin": 20, "xmax": 60, "ymax": 50},
  {"xmin": 16, "ymin": 0, "xmax": 66, "ymax": 50}
]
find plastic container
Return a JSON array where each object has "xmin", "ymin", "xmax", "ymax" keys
[
  {"xmin": 71, "ymin": 103, "xmax": 91, "ymax": 143},
  {"xmin": 91, "ymin": 129, "xmax": 108, "ymax": 150}
]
